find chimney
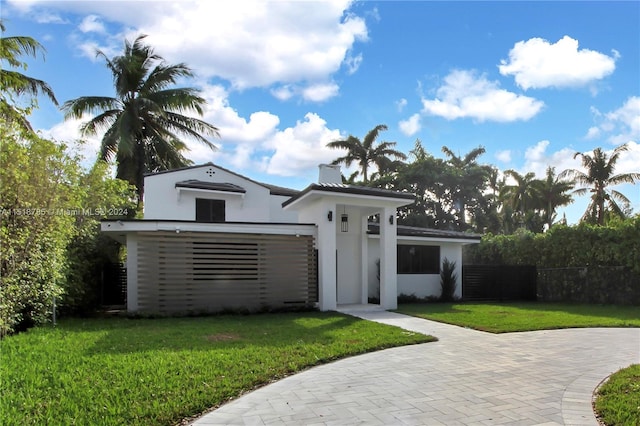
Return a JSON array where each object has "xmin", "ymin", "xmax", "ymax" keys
[{"xmin": 318, "ymin": 164, "xmax": 342, "ymax": 184}]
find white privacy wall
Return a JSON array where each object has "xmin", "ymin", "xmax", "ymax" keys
[{"xmin": 367, "ymin": 238, "xmax": 464, "ymax": 300}]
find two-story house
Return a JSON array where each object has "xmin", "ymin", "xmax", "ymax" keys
[{"xmin": 102, "ymin": 163, "xmax": 480, "ymax": 314}]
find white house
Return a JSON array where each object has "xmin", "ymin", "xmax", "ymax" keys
[{"xmin": 102, "ymin": 163, "xmax": 480, "ymax": 314}]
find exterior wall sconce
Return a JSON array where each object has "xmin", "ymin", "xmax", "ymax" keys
[
  {"xmin": 389, "ymin": 215, "xmax": 394, "ymax": 225},
  {"xmin": 341, "ymin": 214, "xmax": 348, "ymax": 232},
  {"xmin": 328, "ymin": 211, "xmax": 333, "ymax": 221}
]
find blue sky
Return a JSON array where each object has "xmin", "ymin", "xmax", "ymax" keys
[{"xmin": 3, "ymin": 0, "xmax": 639, "ymax": 223}]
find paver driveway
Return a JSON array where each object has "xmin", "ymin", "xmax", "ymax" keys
[{"xmin": 192, "ymin": 307, "xmax": 640, "ymax": 426}]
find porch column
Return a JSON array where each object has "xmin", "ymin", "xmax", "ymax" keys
[
  {"xmin": 379, "ymin": 207, "xmax": 398, "ymax": 310},
  {"xmin": 126, "ymin": 233, "xmax": 139, "ymax": 312},
  {"xmin": 317, "ymin": 201, "xmax": 337, "ymax": 311},
  {"xmin": 360, "ymin": 215, "xmax": 369, "ymax": 304}
]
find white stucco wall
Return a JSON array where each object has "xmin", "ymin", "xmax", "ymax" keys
[
  {"xmin": 367, "ymin": 238, "xmax": 464, "ymax": 300},
  {"xmin": 336, "ymin": 206, "xmax": 363, "ymax": 305},
  {"xmin": 269, "ymin": 194, "xmax": 299, "ymax": 223},
  {"xmin": 143, "ymin": 165, "xmax": 299, "ymax": 223}
]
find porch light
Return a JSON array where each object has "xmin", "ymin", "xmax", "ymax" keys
[
  {"xmin": 389, "ymin": 215, "xmax": 394, "ymax": 225},
  {"xmin": 327, "ymin": 211, "xmax": 333, "ymax": 221},
  {"xmin": 341, "ymin": 214, "xmax": 348, "ymax": 232}
]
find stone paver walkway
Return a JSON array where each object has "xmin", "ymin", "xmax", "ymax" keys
[{"xmin": 192, "ymin": 306, "xmax": 640, "ymax": 425}]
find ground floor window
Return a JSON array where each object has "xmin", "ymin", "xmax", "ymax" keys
[{"xmin": 397, "ymin": 244, "xmax": 440, "ymax": 274}]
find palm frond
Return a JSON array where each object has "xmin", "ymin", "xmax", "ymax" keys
[
  {"xmin": 0, "ymin": 69, "xmax": 58, "ymax": 105},
  {"xmin": 62, "ymin": 96, "xmax": 121, "ymax": 119},
  {"xmin": 142, "ymin": 63, "xmax": 194, "ymax": 94},
  {"xmin": 79, "ymin": 109, "xmax": 120, "ymax": 136}
]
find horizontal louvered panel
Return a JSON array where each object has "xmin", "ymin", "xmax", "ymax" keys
[{"xmin": 136, "ymin": 231, "xmax": 317, "ymax": 314}]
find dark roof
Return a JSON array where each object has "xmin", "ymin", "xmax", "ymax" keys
[
  {"xmin": 261, "ymin": 184, "xmax": 300, "ymax": 197},
  {"xmin": 175, "ymin": 180, "xmax": 246, "ymax": 193},
  {"xmin": 283, "ymin": 183, "xmax": 415, "ymax": 207},
  {"xmin": 368, "ymin": 223, "xmax": 481, "ymax": 241},
  {"xmin": 146, "ymin": 162, "xmax": 299, "ymax": 197},
  {"xmin": 145, "ymin": 163, "xmax": 216, "ymax": 177}
]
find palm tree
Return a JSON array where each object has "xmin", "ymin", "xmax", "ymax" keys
[
  {"xmin": 560, "ymin": 144, "xmax": 640, "ymax": 225},
  {"xmin": 500, "ymin": 170, "xmax": 539, "ymax": 214},
  {"xmin": 532, "ymin": 166, "xmax": 574, "ymax": 230},
  {"xmin": 0, "ymin": 20, "xmax": 58, "ymax": 132},
  {"xmin": 327, "ymin": 124, "xmax": 407, "ymax": 184},
  {"xmin": 441, "ymin": 145, "xmax": 490, "ymax": 228},
  {"xmin": 62, "ymin": 35, "xmax": 219, "ymax": 202}
]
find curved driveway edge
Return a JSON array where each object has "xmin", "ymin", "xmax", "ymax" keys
[{"xmin": 192, "ymin": 309, "xmax": 640, "ymax": 425}]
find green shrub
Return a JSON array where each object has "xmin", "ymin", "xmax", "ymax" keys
[
  {"xmin": 465, "ymin": 218, "xmax": 640, "ymax": 273},
  {"xmin": 440, "ymin": 258, "xmax": 458, "ymax": 302},
  {"xmin": 1, "ymin": 129, "xmax": 78, "ymax": 335},
  {"xmin": 0, "ymin": 125, "xmax": 137, "ymax": 335}
]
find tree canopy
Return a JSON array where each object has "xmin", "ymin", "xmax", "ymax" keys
[{"xmin": 62, "ymin": 34, "xmax": 219, "ymax": 202}]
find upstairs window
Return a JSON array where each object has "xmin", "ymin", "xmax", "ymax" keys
[
  {"xmin": 196, "ymin": 198, "xmax": 225, "ymax": 223},
  {"xmin": 397, "ymin": 245, "xmax": 440, "ymax": 274}
]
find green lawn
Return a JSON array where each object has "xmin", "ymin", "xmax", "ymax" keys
[
  {"xmin": 0, "ymin": 312, "xmax": 433, "ymax": 426},
  {"xmin": 396, "ymin": 302, "xmax": 640, "ymax": 333},
  {"xmin": 595, "ymin": 364, "xmax": 640, "ymax": 426}
]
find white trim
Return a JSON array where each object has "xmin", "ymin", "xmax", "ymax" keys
[
  {"xmin": 102, "ymin": 221, "xmax": 317, "ymax": 236},
  {"xmin": 284, "ymin": 189, "xmax": 413, "ymax": 211},
  {"xmin": 176, "ymin": 186, "xmax": 245, "ymax": 201}
]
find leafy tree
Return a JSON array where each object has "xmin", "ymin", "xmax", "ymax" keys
[
  {"xmin": 327, "ymin": 124, "xmax": 407, "ymax": 184},
  {"xmin": 396, "ymin": 140, "xmax": 455, "ymax": 229},
  {"xmin": 0, "ymin": 122, "xmax": 78, "ymax": 335},
  {"xmin": 499, "ymin": 169, "xmax": 542, "ymax": 230},
  {"xmin": 62, "ymin": 35, "xmax": 219, "ymax": 203},
  {"xmin": 532, "ymin": 166, "xmax": 574, "ymax": 230},
  {"xmin": 441, "ymin": 145, "xmax": 490, "ymax": 229},
  {"xmin": 471, "ymin": 166, "xmax": 503, "ymax": 234},
  {"xmin": 560, "ymin": 144, "xmax": 640, "ymax": 225},
  {"xmin": 63, "ymin": 160, "xmax": 137, "ymax": 314},
  {"xmin": 0, "ymin": 20, "xmax": 58, "ymax": 133}
]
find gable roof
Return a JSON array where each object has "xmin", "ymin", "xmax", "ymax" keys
[
  {"xmin": 282, "ymin": 183, "xmax": 415, "ymax": 208},
  {"xmin": 146, "ymin": 162, "xmax": 299, "ymax": 197}
]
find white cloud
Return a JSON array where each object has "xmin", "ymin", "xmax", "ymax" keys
[
  {"xmin": 398, "ymin": 113, "xmax": 421, "ymax": 136},
  {"xmin": 38, "ymin": 115, "xmax": 103, "ymax": 167},
  {"xmin": 344, "ymin": 52, "xmax": 363, "ymax": 75},
  {"xmin": 263, "ymin": 113, "xmax": 345, "ymax": 177},
  {"xmin": 421, "ymin": 70, "xmax": 544, "ymax": 122},
  {"xmin": 184, "ymin": 84, "xmax": 280, "ymax": 164},
  {"xmin": 10, "ymin": 0, "xmax": 367, "ymax": 101},
  {"xmin": 585, "ymin": 126, "xmax": 601, "ymax": 140},
  {"xmin": 79, "ymin": 15, "xmax": 106, "ymax": 33},
  {"xmin": 522, "ymin": 140, "xmax": 580, "ymax": 178},
  {"xmin": 499, "ymin": 36, "xmax": 617, "ymax": 90},
  {"xmin": 270, "ymin": 86, "xmax": 295, "ymax": 101},
  {"xmin": 36, "ymin": 84, "xmax": 345, "ymax": 180},
  {"xmin": 587, "ymin": 96, "xmax": 640, "ymax": 145},
  {"xmin": 396, "ymin": 98, "xmax": 408, "ymax": 112},
  {"xmin": 495, "ymin": 150, "xmax": 512, "ymax": 163},
  {"xmin": 613, "ymin": 141, "xmax": 640, "ymax": 182},
  {"xmin": 302, "ymin": 82, "xmax": 340, "ymax": 102}
]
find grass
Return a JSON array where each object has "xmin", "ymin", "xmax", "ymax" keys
[
  {"xmin": 396, "ymin": 302, "xmax": 640, "ymax": 333},
  {"xmin": 0, "ymin": 311, "xmax": 432, "ymax": 426},
  {"xmin": 595, "ymin": 364, "xmax": 640, "ymax": 426}
]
